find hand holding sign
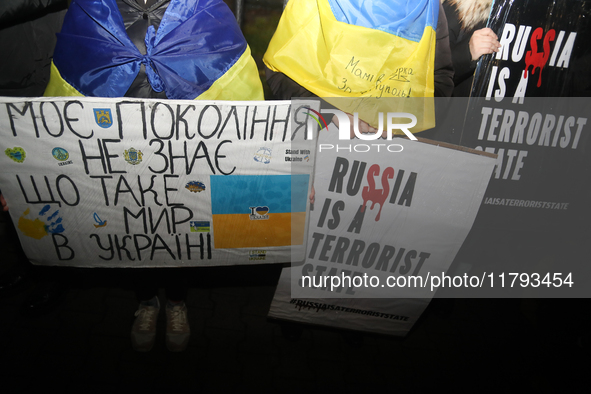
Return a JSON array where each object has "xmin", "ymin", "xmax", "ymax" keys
[
  {"xmin": 470, "ymin": 28, "xmax": 501, "ymax": 61},
  {"xmin": 331, "ymin": 113, "xmax": 379, "ymax": 139}
]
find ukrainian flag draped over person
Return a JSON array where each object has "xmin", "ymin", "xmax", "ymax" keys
[
  {"xmin": 44, "ymin": 0, "xmax": 263, "ymax": 100},
  {"xmin": 264, "ymin": 0, "xmax": 438, "ymax": 131}
]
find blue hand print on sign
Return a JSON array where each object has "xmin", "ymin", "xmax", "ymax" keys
[
  {"xmin": 18, "ymin": 205, "xmax": 65, "ymax": 239},
  {"xmin": 38, "ymin": 205, "xmax": 65, "ymax": 234}
]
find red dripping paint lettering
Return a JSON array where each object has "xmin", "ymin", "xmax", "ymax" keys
[
  {"xmin": 524, "ymin": 27, "xmax": 555, "ymax": 87},
  {"xmin": 361, "ymin": 164, "xmax": 393, "ymax": 221}
]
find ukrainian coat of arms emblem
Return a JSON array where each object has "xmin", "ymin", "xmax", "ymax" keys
[
  {"xmin": 124, "ymin": 148, "xmax": 143, "ymax": 165},
  {"xmin": 94, "ymin": 108, "xmax": 113, "ymax": 128}
]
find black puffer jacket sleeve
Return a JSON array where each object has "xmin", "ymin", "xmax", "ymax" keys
[
  {"xmin": 433, "ymin": 2, "xmax": 454, "ymax": 98},
  {"xmin": 0, "ymin": 0, "xmax": 68, "ymax": 96},
  {"xmin": 0, "ymin": 0, "xmax": 68, "ymax": 28}
]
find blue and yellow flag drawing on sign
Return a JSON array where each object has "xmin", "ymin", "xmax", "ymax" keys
[
  {"xmin": 264, "ymin": 0, "xmax": 438, "ymax": 131},
  {"xmin": 210, "ymin": 175, "xmax": 309, "ymax": 249},
  {"xmin": 45, "ymin": 0, "xmax": 263, "ymax": 101}
]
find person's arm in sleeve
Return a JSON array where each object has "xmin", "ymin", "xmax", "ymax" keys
[
  {"xmin": 443, "ymin": 1, "xmax": 473, "ymax": 86},
  {"xmin": 0, "ymin": 0, "xmax": 68, "ymax": 28},
  {"xmin": 434, "ymin": 2, "xmax": 454, "ymax": 97}
]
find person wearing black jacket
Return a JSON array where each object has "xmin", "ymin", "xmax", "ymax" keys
[
  {"xmin": 442, "ymin": 0, "xmax": 499, "ymax": 96},
  {"xmin": 0, "ymin": 0, "xmax": 69, "ymax": 310},
  {"xmin": 0, "ymin": 0, "xmax": 192, "ymax": 352},
  {"xmin": 47, "ymin": 0, "xmax": 192, "ymax": 353},
  {"xmin": 0, "ymin": 0, "xmax": 68, "ymax": 96},
  {"xmin": 42, "ymin": 0, "xmax": 262, "ymax": 353}
]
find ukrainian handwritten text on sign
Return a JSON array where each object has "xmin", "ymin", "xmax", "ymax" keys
[{"xmin": 0, "ymin": 97, "xmax": 316, "ymax": 267}]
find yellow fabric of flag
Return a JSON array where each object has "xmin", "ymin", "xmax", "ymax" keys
[
  {"xmin": 264, "ymin": 0, "xmax": 437, "ymax": 132},
  {"xmin": 45, "ymin": 47, "xmax": 263, "ymax": 101}
]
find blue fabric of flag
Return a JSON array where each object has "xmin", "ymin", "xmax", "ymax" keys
[
  {"xmin": 52, "ymin": 0, "xmax": 247, "ymax": 99},
  {"xmin": 327, "ymin": 0, "xmax": 439, "ymax": 42},
  {"xmin": 210, "ymin": 175, "xmax": 310, "ymax": 215}
]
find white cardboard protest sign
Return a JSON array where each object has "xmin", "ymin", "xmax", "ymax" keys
[
  {"xmin": 270, "ymin": 127, "xmax": 496, "ymax": 335},
  {"xmin": 0, "ymin": 97, "xmax": 316, "ymax": 267}
]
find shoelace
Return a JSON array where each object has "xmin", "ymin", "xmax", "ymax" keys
[
  {"xmin": 135, "ymin": 308, "xmax": 156, "ymax": 331},
  {"xmin": 170, "ymin": 307, "xmax": 187, "ymax": 331}
]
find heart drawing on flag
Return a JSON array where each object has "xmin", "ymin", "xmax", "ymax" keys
[
  {"xmin": 256, "ymin": 206, "xmax": 269, "ymax": 215},
  {"xmin": 5, "ymin": 147, "xmax": 26, "ymax": 163}
]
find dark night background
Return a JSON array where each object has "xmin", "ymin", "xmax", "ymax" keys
[{"xmin": 0, "ymin": 0, "xmax": 589, "ymax": 392}]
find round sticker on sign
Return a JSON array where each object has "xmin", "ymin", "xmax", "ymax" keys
[{"xmin": 254, "ymin": 147, "xmax": 272, "ymax": 164}]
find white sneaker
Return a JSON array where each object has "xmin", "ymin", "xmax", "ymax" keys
[
  {"xmin": 166, "ymin": 302, "xmax": 190, "ymax": 352},
  {"xmin": 131, "ymin": 297, "xmax": 160, "ymax": 352}
]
